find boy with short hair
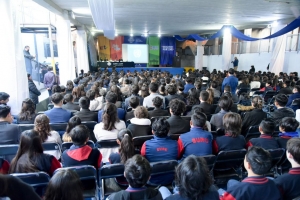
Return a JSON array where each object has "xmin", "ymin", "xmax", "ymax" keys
[
  {"xmin": 141, "ymin": 118, "xmax": 179, "ymax": 185},
  {"xmin": 277, "ymin": 117, "xmax": 300, "ymax": 149},
  {"xmin": 0, "ymin": 92, "xmax": 10, "ymax": 105},
  {"xmin": 246, "ymin": 119, "xmax": 279, "ymax": 150},
  {"xmin": 274, "ymin": 138, "xmax": 300, "ymax": 199},
  {"xmin": 220, "ymin": 146, "xmax": 281, "ymax": 200},
  {"xmin": 62, "ymin": 125, "xmax": 102, "ymax": 169},
  {"xmin": 108, "ymin": 155, "xmax": 163, "ymax": 200}
]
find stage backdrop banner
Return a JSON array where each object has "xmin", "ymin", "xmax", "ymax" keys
[
  {"xmin": 148, "ymin": 36, "xmax": 160, "ymax": 66},
  {"xmin": 98, "ymin": 35, "xmax": 110, "ymax": 60},
  {"xmin": 123, "ymin": 36, "xmax": 147, "ymax": 44},
  {"xmin": 109, "ymin": 36, "xmax": 123, "ymax": 60},
  {"xmin": 160, "ymin": 37, "xmax": 176, "ymax": 65}
]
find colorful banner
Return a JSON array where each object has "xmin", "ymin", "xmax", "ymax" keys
[
  {"xmin": 109, "ymin": 36, "xmax": 124, "ymax": 60},
  {"xmin": 160, "ymin": 37, "xmax": 176, "ymax": 65},
  {"xmin": 97, "ymin": 36, "xmax": 110, "ymax": 60},
  {"xmin": 123, "ymin": 36, "xmax": 147, "ymax": 44},
  {"xmin": 148, "ymin": 36, "xmax": 160, "ymax": 66}
]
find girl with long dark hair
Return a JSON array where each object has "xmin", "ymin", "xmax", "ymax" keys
[
  {"xmin": 17, "ymin": 98, "xmax": 37, "ymax": 124},
  {"xmin": 9, "ymin": 130, "xmax": 61, "ymax": 176}
]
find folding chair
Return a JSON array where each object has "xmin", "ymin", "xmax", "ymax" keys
[
  {"xmin": 18, "ymin": 124, "xmax": 34, "ymax": 134},
  {"xmin": 237, "ymin": 88, "xmax": 250, "ymax": 96},
  {"xmin": 97, "ymin": 140, "xmax": 119, "ymax": 149},
  {"xmin": 266, "ymin": 148, "xmax": 285, "ymax": 177},
  {"xmin": 244, "ymin": 125, "xmax": 260, "ymax": 140},
  {"xmin": 263, "ymin": 91, "xmax": 277, "ymax": 104},
  {"xmin": 49, "ymin": 123, "xmax": 68, "ymax": 136},
  {"xmin": 0, "ymin": 144, "xmax": 19, "ymax": 163},
  {"xmin": 213, "ymin": 149, "xmax": 247, "ymax": 184},
  {"xmin": 201, "ymin": 154, "xmax": 216, "ymax": 172},
  {"xmin": 99, "ymin": 163, "xmax": 125, "ymax": 200},
  {"xmin": 149, "ymin": 160, "xmax": 178, "ymax": 186},
  {"xmin": 133, "ymin": 135, "xmax": 154, "ymax": 151},
  {"xmin": 61, "ymin": 140, "xmax": 95, "ymax": 152},
  {"xmin": 55, "ymin": 165, "xmax": 99, "ymax": 199},
  {"xmin": 42, "ymin": 142, "xmax": 62, "ymax": 159},
  {"xmin": 253, "ymin": 91, "xmax": 264, "ymax": 96},
  {"xmin": 82, "ymin": 121, "xmax": 98, "ymax": 142},
  {"xmin": 127, "ymin": 124, "xmax": 152, "ymax": 137},
  {"xmin": 11, "ymin": 172, "xmax": 50, "ymax": 197}
]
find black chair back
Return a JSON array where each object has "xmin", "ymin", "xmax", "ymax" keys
[
  {"xmin": 11, "ymin": 172, "xmax": 50, "ymax": 197},
  {"xmin": 214, "ymin": 149, "xmax": 247, "ymax": 171},
  {"xmin": 55, "ymin": 165, "xmax": 98, "ymax": 199},
  {"xmin": 150, "ymin": 160, "xmax": 178, "ymax": 176},
  {"xmin": 263, "ymin": 91, "xmax": 277, "ymax": 103},
  {"xmin": 81, "ymin": 121, "xmax": 97, "ymax": 142},
  {"xmin": 133, "ymin": 135, "xmax": 154, "ymax": 150},
  {"xmin": 0, "ymin": 145, "xmax": 19, "ymax": 163},
  {"xmin": 18, "ymin": 124, "xmax": 34, "ymax": 134},
  {"xmin": 42, "ymin": 143, "xmax": 61, "ymax": 151},
  {"xmin": 97, "ymin": 140, "xmax": 119, "ymax": 149},
  {"xmin": 49, "ymin": 123, "xmax": 68, "ymax": 132},
  {"xmin": 267, "ymin": 148, "xmax": 285, "ymax": 177},
  {"xmin": 253, "ymin": 91, "xmax": 264, "ymax": 96},
  {"xmin": 237, "ymin": 88, "xmax": 250, "ymax": 96},
  {"xmin": 100, "ymin": 163, "xmax": 125, "ymax": 199},
  {"xmin": 127, "ymin": 124, "xmax": 152, "ymax": 137},
  {"xmin": 245, "ymin": 125, "xmax": 260, "ymax": 140},
  {"xmin": 202, "ymin": 155, "xmax": 216, "ymax": 171}
]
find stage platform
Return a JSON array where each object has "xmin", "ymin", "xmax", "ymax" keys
[{"xmin": 104, "ymin": 67, "xmax": 185, "ymax": 75}]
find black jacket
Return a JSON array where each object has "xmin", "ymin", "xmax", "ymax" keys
[
  {"xmin": 192, "ymin": 102, "xmax": 213, "ymax": 116},
  {"xmin": 74, "ymin": 109, "xmax": 98, "ymax": 122},
  {"xmin": 241, "ymin": 109, "xmax": 267, "ymax": 135},
  {"xmin": 62, "ymin": 102, "xmax": 80, "ymax": 111},
  {"xmin": 108, "ymin": 188, "xmax": 162, "ymax": 200},
  {"xmin": 28, "ymin": 79, "xmax": 41, "ymax": 104},
  {"xmin": 269, "ymin": 107, "xmax": 295, "ymax": 124},
  {"xmin": 167, "ymin": 115, "xmax": 190, "ymax": 135},
  {"xmin": 0, "ymin": 121, "xmax": 20, "ymax": 144},
  {"xmin": 148, "ymin": 108, "xmax": 169, "ymax": 118}
]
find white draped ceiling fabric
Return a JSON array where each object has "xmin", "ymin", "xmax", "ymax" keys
[
  {"xmin": 76, "ymin": 30, "xmax": 89, "ymax": 73},
  {"xmin": 269, "ymin": 24, "xmax": 287, "ymax": 75},
  {"xmin": 56, "ymin": 10, "xmax": 76, "ymax": 86},
  {"xmin": 87, "ymin": 34, "xmax": 98, "ymax": 67},
  {"xmin": 222, "ymin": 30, "xmax": 232, "ymax": 71},
  {"xmin": 88, "ymin": 0, "xmax": 115, "ymax": 40},
  {"xmin": 195, "ymin": 41, "xmax": 204, "ymax": 70},
  {"xmin": 0, "ymin": 0, "xmax": 29, "ymax": 114}
]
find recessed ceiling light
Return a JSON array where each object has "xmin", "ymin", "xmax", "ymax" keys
[{"xmin": 130, "ymin": 33, "xmax": 133, "ymax": 37}]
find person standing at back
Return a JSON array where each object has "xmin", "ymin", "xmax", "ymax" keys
[
  {"xmin": 44, "ymin": 66, "xmax": 59, "ymax": 96},
  {"xmin": 231, "ymin": 57, "xmax": 239, "ymax": 71},
  {"xmin": 222, "ymin": 68, "xmax": 238, "ymax": 94},
  {"xmin": 27, "ymin": 74, "xmax": 41, "ymax": 105}
]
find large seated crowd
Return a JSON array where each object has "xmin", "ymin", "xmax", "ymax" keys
[{"xmin": 0, "ymin": 66, "xmax": 300, "ymax": 200}]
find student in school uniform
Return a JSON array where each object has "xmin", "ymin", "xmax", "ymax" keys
[
  {"xmin": 246, "ymin": 119, "xmax": 279, "ymax": 150},
  {"xmin": 274, "ymin": 138, "xmax": 300, "ymax": 200}
]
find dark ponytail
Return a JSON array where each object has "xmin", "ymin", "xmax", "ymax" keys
[{"xmin": 117, "ymin": 129, "xmax": 135, "ymax": 164}]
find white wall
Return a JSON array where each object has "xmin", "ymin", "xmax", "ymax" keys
[{"xmin": 204, "ymin": 51, "xmax": 300, "ymax": 74}]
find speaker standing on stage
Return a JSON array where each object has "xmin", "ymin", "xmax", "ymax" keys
[
  {"xmin": 23, "ymin": 46, "xmax": 35, "ymax": 75},
  {"xmin": 231, "ymin": 57, "xmax": 239, "ymax": 71}
]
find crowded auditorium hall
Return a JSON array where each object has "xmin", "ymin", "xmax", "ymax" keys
[{"xmin": 1, "ymin": 0, "xmax": 300, "ymax": 199}]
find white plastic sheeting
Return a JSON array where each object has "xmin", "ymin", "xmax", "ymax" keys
[
  {"xmin": 0, "ymin": 0, "xmax": 29, "ymax": 114},
  {"xmin": 88, "ymin": 0, "xmax": 115, "ymax": 39},
  {"xmin": 76, "ymin": 30, "xmax": 89, "ymax": 73},
  {"xmin": 56, "ymin": 10, "xmax": 76, "ymax": 86},
  {"xmin": 222, "ymin": 30, "xmax": 232, "ymax": 71}
]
